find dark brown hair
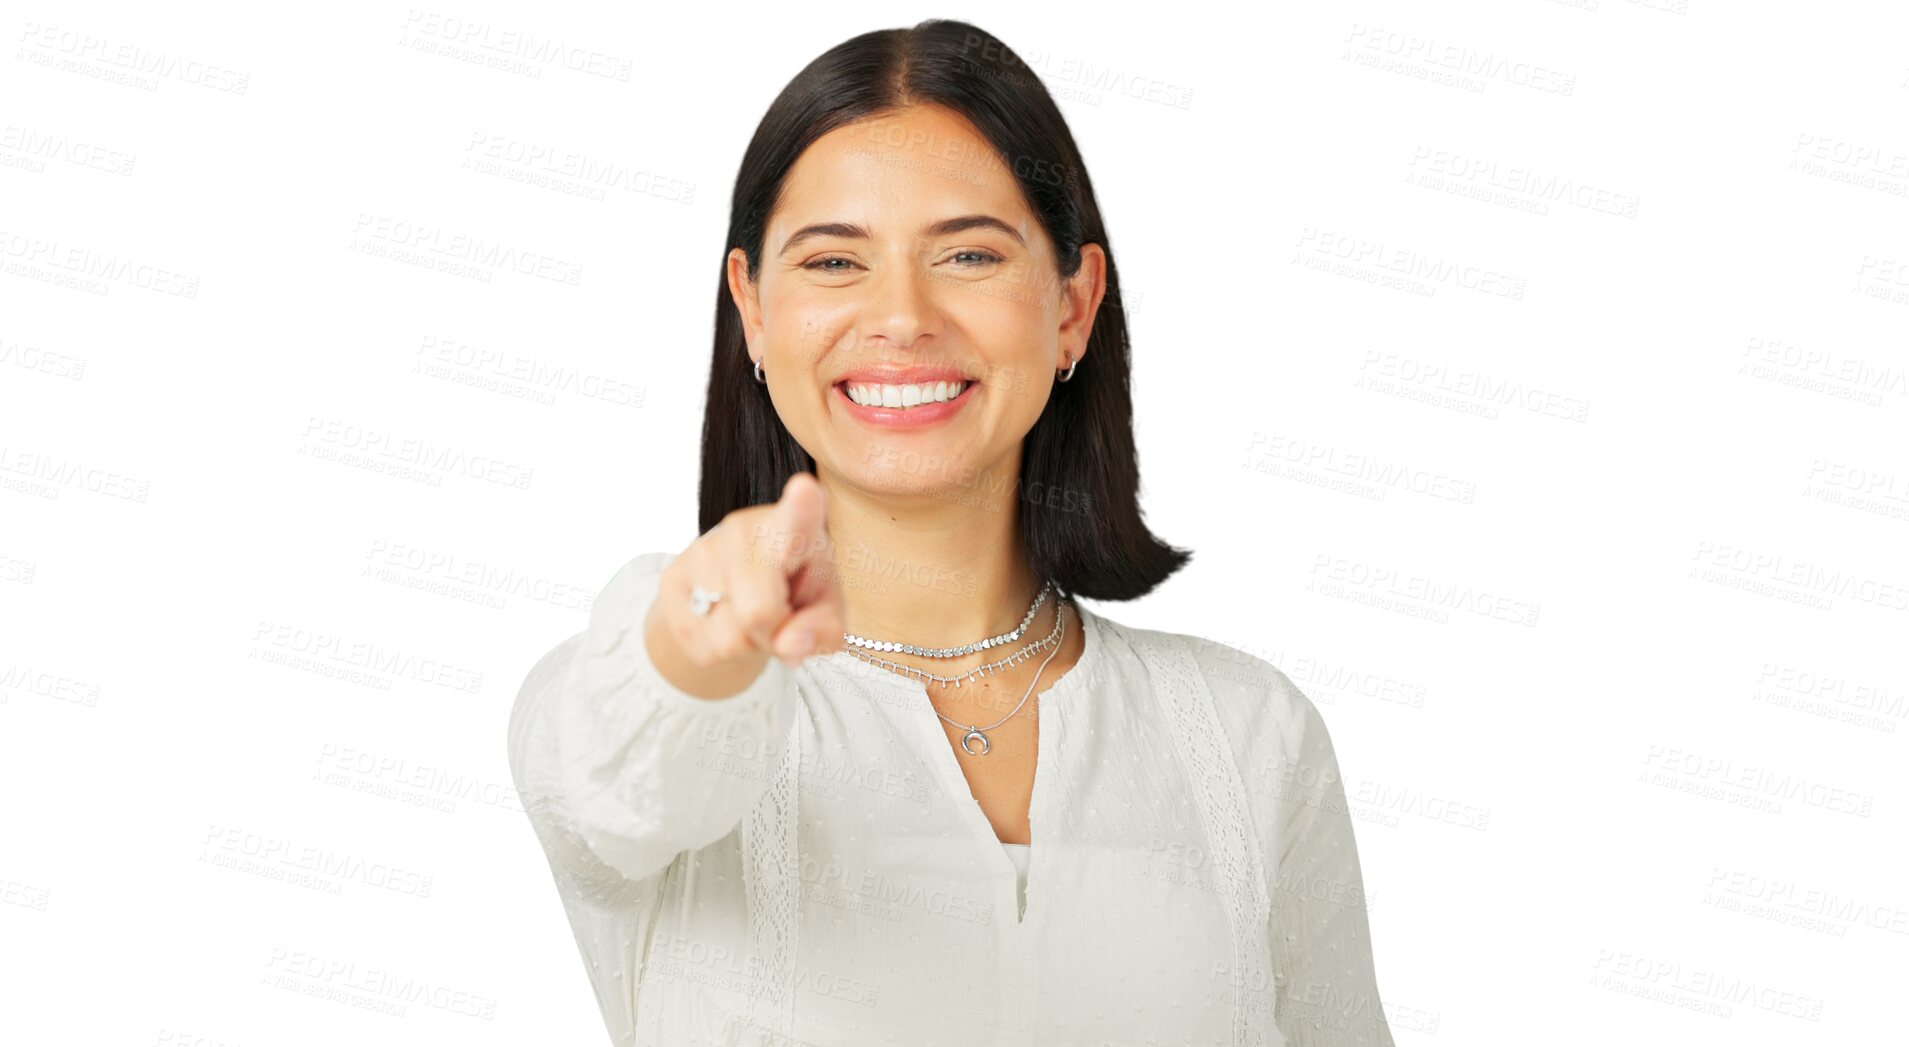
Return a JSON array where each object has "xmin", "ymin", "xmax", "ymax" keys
[{"xmin": 700, "ymin": 18, "xmax": 1188, "ymax": 601}]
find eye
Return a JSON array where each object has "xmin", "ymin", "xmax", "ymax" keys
[
  {"xmin": 948, "ymin": 250, "xmax": 1004, "ymax": 267},
  {"xmin": 802, "ymin": 256, "xmax": 861, "ymax": 272}
]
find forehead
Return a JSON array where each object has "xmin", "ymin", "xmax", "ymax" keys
[{"xmin": 772, "ymin": 105, "xmax": 1034, "ymax": 241}]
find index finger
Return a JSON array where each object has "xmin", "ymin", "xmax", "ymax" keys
[{"xmin": 769, "ymin": 472, "xmax": 830, "ymax": 575}]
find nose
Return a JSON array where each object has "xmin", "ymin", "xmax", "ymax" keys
[{"xmin": 855, "ymin": 255, "xmax": 941, "ymax": 359}]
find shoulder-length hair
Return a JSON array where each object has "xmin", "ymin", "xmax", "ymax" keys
[{"xmin": 700, "ymin": 17, "xmax": 1189, "ymax": 602}]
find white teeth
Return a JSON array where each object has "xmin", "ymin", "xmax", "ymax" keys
[{"xmin": 843, "ymin": 381, "xmax": 968, "ymax": 408}]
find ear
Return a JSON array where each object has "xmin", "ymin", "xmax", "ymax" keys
[
  {"xmin": 1058, "ymin": 243, "xmax": 1107, "ymax": 368},
  {"xmin": 726, "ymin": 247, "xmax": 762, "ymax": 362}
]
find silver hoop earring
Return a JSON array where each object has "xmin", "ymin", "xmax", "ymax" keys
[
  {"xmin": 1056, "ymin": 357, "xmax": 1077, "ymax": 383},
  {"xmin": 753, "ymin": 359, "xmax": 766, "ymax": 384}
]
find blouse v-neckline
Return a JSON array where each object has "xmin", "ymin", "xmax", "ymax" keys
[{"xmin": 820, "ymin": 599, "xmax": 1106, "ymax": 927}]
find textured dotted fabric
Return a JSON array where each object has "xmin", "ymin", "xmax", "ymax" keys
[
  {"xmin": 507, "ymin": 552, "xmax": 1395, "ymax": 1046},
  {"xmin": 1002, "ymin": 842, "xmax": 1031, "ymax": 918}
]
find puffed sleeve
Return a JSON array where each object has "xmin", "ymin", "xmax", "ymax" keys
[
  {"xmin": 506, "ymin": 551, "xmax": 802, "ymax": 890},
  {"xmin": 1269, "ymin": 695, "xmax": 1395, "ymax": 1047}
]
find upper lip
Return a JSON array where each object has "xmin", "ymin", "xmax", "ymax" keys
[{"xmin": 833, "ymin": 366, "xmax": 976, "ymax": 386}]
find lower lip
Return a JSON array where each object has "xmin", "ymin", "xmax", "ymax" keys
[{"xmin": 835, "ymin": 381, "xmax": 977, "ymax": 429}]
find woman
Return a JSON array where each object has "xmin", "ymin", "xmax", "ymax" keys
[{"xmin": 508, "ymin": 18, "xmax": 1394, "ymax": 1047}]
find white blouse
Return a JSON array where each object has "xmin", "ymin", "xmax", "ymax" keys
[
  {"xmin": 508, "ymin": 552, "xmax": 1395, "ymax": 1047},
  {"xmin": 1001, "ymin": 842, "xmax": 1031, "ymax": 917}
]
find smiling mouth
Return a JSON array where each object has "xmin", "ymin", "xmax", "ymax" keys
[{"xmin": 835, "ymin": 378, "xmax": 975, "ymax": 410}]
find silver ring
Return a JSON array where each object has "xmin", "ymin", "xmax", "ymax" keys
[{"xmin": 688, "ymin": 586, "xmax": 724, "ymax": 616}]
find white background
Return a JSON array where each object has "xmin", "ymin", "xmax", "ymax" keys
[{"xmin": 3, "ymin": 1, "xmax": 1906, "ymax": 1044}]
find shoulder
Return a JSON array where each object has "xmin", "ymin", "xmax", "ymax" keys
[
  {"xmin": 1089, "ymin": 610, "xmax": 1342, "ymax": 832},
  {"xmin": 611, "ymin": 550, "xmax": 679, "ymax": 584},
  {"xmin": 1086, "ymin": 607, "xmax": 1324, "ymax": 753},
  {"xmin": 513, "ymin": 550, "xmax": 679, "ymax": 706},
  {"xmin": 583, "ymin": 550, "xmax": 681, "ymax": 623}
]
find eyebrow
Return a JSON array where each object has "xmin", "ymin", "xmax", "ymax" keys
[{"xmin": 778, "ymin": 214, "xmax": 1026, "ymax": 255}]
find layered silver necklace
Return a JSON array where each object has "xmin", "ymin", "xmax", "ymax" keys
[{"xmin": 843, "ymin": 581, "xmax": 1067, "ymax": 757}]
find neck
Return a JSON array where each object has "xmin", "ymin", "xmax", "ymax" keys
[{"xmin": 815, "ymin": 463, "xmax": 1041, "ymax": 651}]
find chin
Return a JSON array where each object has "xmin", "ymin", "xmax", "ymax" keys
[{"xmin": 842, "ymin": 449, "xmax": 980, "ymax": 496}]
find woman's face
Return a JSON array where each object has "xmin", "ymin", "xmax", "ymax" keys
[{"xmin": 727, "ymin": 103, "xmax": 1105, "ymax": 503}]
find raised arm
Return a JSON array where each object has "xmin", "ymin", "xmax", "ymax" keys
[
  {"xmin": 506, "ymin": 551, "xmax": 802, "ymax": 888},
  {"xmin": 507, "ymin": 472, "xmax": 846, "ymax": 889}
]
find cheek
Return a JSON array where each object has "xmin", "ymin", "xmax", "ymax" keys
[
  {"xmin": 767, "ymin": 297, "xmax": 857, "ymax": 365},
  {"xmin": 953, "ymin": 311, "xmax": 1055, "ymax": 407},
  {"xmin": 993, "ymin": 374, "xmax": 1053, "ymax": 430},
  {"xmin": 945, "ymin": 269, "xmax": 1046, "ymax": 322}
]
